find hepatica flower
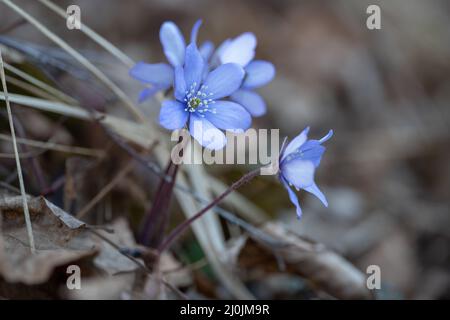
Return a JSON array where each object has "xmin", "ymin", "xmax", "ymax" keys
[
  {"xmin": 205, "ymin": 32, "xmax": 276, "ymax": 117},
  {"xmin": 130, "ymin": 20, "xmax": 202, "ymax": 102},
  {"xmin": 130, "ymin": 20, "xmax": 275, "ymax": 117},
  {"xmin": 279, "ymin": 127, "xmax": 333, "ymax": 219},
  {"xmin": 159, "ymin": 43, "xmax": 251, "ymax": 150}
]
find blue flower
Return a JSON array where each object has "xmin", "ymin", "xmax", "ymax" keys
[
  {"xmin": 204, "ymin": 32, "xmax": 276, "ymax": 117},
  {"xmin": 129, "ymin": 20, "xmax": 203, "ymax": 102},
  {"xmin": 279, "ymin": 127, "xmax": 333, "ymax": 219},
  {"xmin": 159, "ymin": 43, "xmax": 252, "ymax": 150}
]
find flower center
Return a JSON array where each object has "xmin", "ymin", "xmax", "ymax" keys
[
  {"xmin": 183, "ymin": 83, "xmax": 217, "ymax": 116},
  {"xmin": 188, "ymin": 97, "xmax": 201, "ymax": 109}
]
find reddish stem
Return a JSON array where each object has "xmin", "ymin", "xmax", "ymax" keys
[{"xmin": 158, "ymin": 168, "xmax": 261, "ymax": 253}]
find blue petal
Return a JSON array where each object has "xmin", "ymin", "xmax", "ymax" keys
[
  {"xmin": 184, "ymin": 43, "xmax": 205, "ymax": 92},
  {"xmin": 204, "ymin": 100, "xmax": 251, "ymax": 131},
  {"xmin": 281, "ymin": 127, "xmax": 310, "ymax": 162},
  {"xmin": 199, "ymin": 41, "xmax": 215, "ymax": 61},
  {"xmin": 138, "ymin": 86, "xmax": 163, "ymax": 103},
  {"xmin": 298, "ymin": 141, "xmax": 325, "ymax": 167},
  {"xmin": 174, "ymin": 66, "xmax": 186, "ymax": 101},
  {"xmin": 296, "ymin": 130, "xmax": 333, "ymax": 167},
  {"xmin": 160, "ymin": 21, "xmax": 186, "ymax": 67},
  {"xmin": 159, "ymin": 100, "xmax": 188, "ymax": 130},
  {"xmin": 304, "ymin": 182, "xmax": 328, "ymax": 207},
  {"xmin": 189, "ymin": 114, "xmax": 227, "ymax": 150},
  {"xmin": 281, "ymin": 159, "xmax": 315, "ymax": 189},
  {"xmin": 190, "ymin": 20, "xmax": 202, "ymax": 44},
  {"xmin": 203, "ymin": 63, "xmax": 245, "ymax": 100},
  {"xmin": 281, "ymin": 178, "xmax": 303, "ymax": 219},
  {"xmin": 219, "ymin": 32, "xmax": 256, "ymax": 67},
  {"xmin": 319, "ymin": 129, "xmax": 334, "ymax": 143},
  {"xmin": 211, "ymin": 38, "xmax": 231, "ymax": 66},
  {"xmin": 129, "ymin": 62, "xmax": 173, "ymax": 87},
  {"xmin": 230, "ymin": 89, "xmax": 266, "ymax": 117},
  {"xmin": 243, "ymin": 60, "xmax": 275, "ymax": 89}
]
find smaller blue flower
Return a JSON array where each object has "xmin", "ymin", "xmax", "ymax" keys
[
  {"xmin": 159, "ymin": 43, "xmax": 251, "ymax": 150},
  {"xmin": 279, "ymin": 127, "xmax": 333, "ymax": 219},
  {"xmin": 205, "ymin": 32, "xmax": 276, "ymax": 117},
  {"xmin": 129, "ymin": 20, "xmax": 202, "ymax": 102}
]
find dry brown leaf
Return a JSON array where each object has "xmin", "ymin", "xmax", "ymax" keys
[
  {"xmin": 90, "ymin": 218, "xmax": 140, "ymax": 275},
  {"xmin": 0, "ymin": 195, "xmax": 154, "ymax": 299},
  {"xmin": 61, "ymin": 218, "xmax": 154, "ymax": 299},
  {"xmin": 159, "ymin": 253, "xmax": 192, "ymax": 289},
  {"xmin": 0, "ymin": 195, "xmax": 96, "ymax": 285},
  {"xmin": 65, "ymin": 273, "xmax": 135, "ymax": 300},
  {"xmin": 233, "ymin": 222, "xmax": 373, "ymax": 300},
  {"xmin": 0, "ymin": 195, "xmax": 143, "ymax": 283}
]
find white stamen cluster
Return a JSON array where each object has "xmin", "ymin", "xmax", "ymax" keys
[{"xmin": 183, "ymin": 83, "xmax": 217, "ymax": 117}]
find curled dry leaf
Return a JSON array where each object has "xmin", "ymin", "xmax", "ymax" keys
[
  {"xmin": 233, "ymin": 222, "xmax": 373, "ymax": 300},
  {"xmin": 0, "ymin": 195, "xmax": 150, "ymax": 299},
  {"xmin": 0, "ymin": 194, "xmax": 96, "ymax": 285}
]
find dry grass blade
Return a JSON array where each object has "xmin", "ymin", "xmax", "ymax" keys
[
  {"xmin": 182, "ymin": 145, "xmax": 254, "ymax": 299},
  {"xmin": 37, "ymin": 0, "xmax": 135, "ymax": 68},
  {"xmin": 0, "ymin": 150, "xmax": 40, "ymax": 159},
  {"xmin": 4, "ymin": 75, "xmax": 62, "ymax": 101},
  {"xmin": 186, "ymin": 144, "xmax": 225, "ymax": 251},
  {"xmin": 76, "ymin": 161, "xmax": 134, "ymax": 219},
  {"xmin": 171, "ymin": 166, "xmax": 255, "ymax": 299},
  {"xmin": 0, "ymin": 93, "xmax": 155, "ymax": 148},
  {"xmin": 36, "ymin": 0, "xmax": 167, "ymax": 103},
  {"xmin": 1, "ymin": 0, "xmax": 146, "ymax": 123},
  {"xmin": 0, "ymin": 92, "xmax": 90, "ymax": 119},
  {"xmin": 0, "ymin": 49, "xmax": 35, "ymax": 253},
  {"xmin": 3, "ymin": 62, "xmax": 77, "ymax": 104},
  {"xmin": 0, "ymin": 133, "xmax": 104, "ymax": 158}
]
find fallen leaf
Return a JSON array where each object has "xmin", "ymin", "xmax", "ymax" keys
[
  {"xmin": 233, "ymin": 222, "xmax": 373, "ymax": 299},
  {"xmin": 0, "ymin": 195, "xmax": 96, "ymax": 285},
  {"xmin": 90, "ymin": 218, "xmax": 140, "ymax": 275}
]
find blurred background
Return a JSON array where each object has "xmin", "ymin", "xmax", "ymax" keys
[{"xmin": 0, "ymin": 0, "xmax": 449, "ymax": 299}]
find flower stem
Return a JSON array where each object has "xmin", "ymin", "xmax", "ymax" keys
[
  {"xmin": 158, "ymin": 167, "xmax": 261, "ymax": 253},
  {"xmin": 140, "ymin": 159, "xmax": 179, "ymax": 248}
]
